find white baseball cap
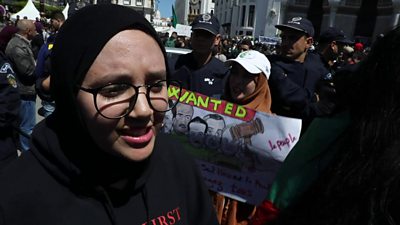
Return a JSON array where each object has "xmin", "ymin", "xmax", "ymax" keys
[{"xmin": 225, "ymin": 50, "xmax": 271, "ymax": 79}]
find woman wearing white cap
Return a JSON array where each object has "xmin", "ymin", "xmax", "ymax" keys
[
  {"xmin": 224, "ymin": 50, "xmax": 272, "ymax": 114},
  {"xmin": 210, "ymin": 50, "xmax": 272, "ymax": 225}
]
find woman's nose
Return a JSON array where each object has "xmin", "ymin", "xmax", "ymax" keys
[{"xmin": 127, "ymin": 90, "xmax": 152, "ymax": 118}]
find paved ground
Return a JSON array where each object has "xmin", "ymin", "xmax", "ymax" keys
[{"xmin": 35, "ymin": 99, "xmax": 45, "ymax": 124}]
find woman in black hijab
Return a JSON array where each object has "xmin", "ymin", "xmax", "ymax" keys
[{"xmin": 0, "ymin": 4, "xmax": 218, "ymax": 225}]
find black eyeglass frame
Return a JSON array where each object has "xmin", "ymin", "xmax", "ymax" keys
[{"xmin": 78, "ymin": 79, "xmax": 182, "ymax": 119}]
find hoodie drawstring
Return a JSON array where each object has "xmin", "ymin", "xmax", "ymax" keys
[
  {"xmin": 96, "ymin": 185, "xmax": 150, "ymax": 225},
  {"xmin": 96, "ymin": 186, "xmax": 118, "ymax": 225},
  {"xmin": 141, "ymin": 184, "xmax": 150, "ymax": 224}
]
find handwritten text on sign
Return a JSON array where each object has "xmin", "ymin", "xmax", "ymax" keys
[
  {"xmin": 169, "ymin": 86, "xmax": 255, "ymax": 121},
  {"xmin": 197, "ymin": 161, "xmax": 276, "ymax": 203}
]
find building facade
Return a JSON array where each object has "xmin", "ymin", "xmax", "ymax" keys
[
  {"xmin": 214, "ymin": 0, "xmax": 400, "ymax": 43},
  {"xmin": 175, "ymin": 0, "xmax": 216, "ymax": 25}
]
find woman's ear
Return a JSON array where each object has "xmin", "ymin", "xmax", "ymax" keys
[
  {"xmin": 330, "ymin": 41, "xmax": 337, "ymax": 50},
  {"xmin": 214, "ymin": 34, "xmax": 221, "ymax": 46},
  {"xmin": 306, "ymin": 36, "xmax": 314, "ymax": 47}
]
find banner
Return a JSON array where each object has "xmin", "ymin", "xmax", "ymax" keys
[
  {"xmin": 163, "ymin": 87, "xmax": 302, "ymax": 205},
  {"xmin": 258, "ymin": 36, "xmax": 280, "ymax": 45}
]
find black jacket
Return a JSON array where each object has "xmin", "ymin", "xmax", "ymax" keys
[
  {"xmin": 268, "ymin": 53, "xmax": 332, "ymax": 129},
  {"xmin": 0, "ymin": 52, "xmax": 20, "ymax": 169},
  {"xmin": 0, "ymin": 116, "xmax": 218, "ymax": 225},
  {"xmin": 170, "ymin": 52, "xmax": 229, "ymax": 99}
]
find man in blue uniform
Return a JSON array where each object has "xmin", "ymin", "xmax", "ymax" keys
[
  {"xmin": 170, "ymin": 13, "xmax": 229, "ymax": 99},
  {"xmin": 0, "ymin": 52, "xmax": 20, "ymax": 169},
  {"xmin": 316, "ymin": 27, "xmax": 354, "ymax": 76},
  {"xmin": 268, "ymin": 17, "xmax": 335, "ymax": 132},
  {"xmin": 35, "ymin": 11, "xmax": 65, "ymax": 118}
]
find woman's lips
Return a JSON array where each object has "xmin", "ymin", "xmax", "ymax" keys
[{"xmin": 121, "ymin": 127, "xmax": 154, "ymax": 146}]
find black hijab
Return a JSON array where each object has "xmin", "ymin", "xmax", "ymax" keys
[{"xmin": 51, "ymin": 4, "xmax": 168, "ymax": 126}]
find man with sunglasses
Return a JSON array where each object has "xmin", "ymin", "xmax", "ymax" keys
[{"xmin": 268, "ymin": 17, "xmax": 333, "ymax": 133}]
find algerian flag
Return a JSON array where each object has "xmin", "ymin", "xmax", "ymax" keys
[
  {"xmin": 251, "ymin": 112, "xmax": 350, "ymax": 224},
  {"xmin": 172, "ymin": 5, "xmax": 177, "ymax": 28}
]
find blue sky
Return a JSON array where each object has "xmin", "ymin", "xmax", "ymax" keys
[{"xmin": 157, "ymin": 0, "xmax": 174, "ymax": 18}]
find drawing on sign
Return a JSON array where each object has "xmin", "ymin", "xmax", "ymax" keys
[{"xmin": 161, "ymin": 87, "xmax": 302, "ymax": 205}]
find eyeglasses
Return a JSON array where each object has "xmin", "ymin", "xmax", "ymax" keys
[{"xmin": 79, "ymin": 79, "xmax": 182, "ymax": 119}]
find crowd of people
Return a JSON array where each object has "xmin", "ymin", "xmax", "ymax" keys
[{"xmin": 0, "ymin": 3, "xmax": 398, "ymax": 225}]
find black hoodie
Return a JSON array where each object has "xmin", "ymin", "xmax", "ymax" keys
[
  {"xmin": 0, "ymin": 118, "xmax": 217, "ymax": 225},
  {"xmin": 0, "ymin": 5, "xmax": 218, "ymax": 225}
]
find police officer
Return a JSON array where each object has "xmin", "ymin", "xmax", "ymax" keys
[
  {"xmin": 170, "ymin": 13, "xmax": 229, "ymax": 99},
  {"xmin": 35, "ymin": 11, "xmax": 65, "ymax": 118},
  {"xmin": 268, "ymin": 17, "xmax": 335, "ymax": 132},
  {"xmin": 316, "ymin": 27, "xmax": 354, "ymax": 76},
  {"xmin": 0, "ymin": 52, "xmax": 20, "ymax": 169}
]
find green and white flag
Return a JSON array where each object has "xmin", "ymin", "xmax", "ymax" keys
[{"xmin": 172, "ymin": 5, "xmax": 177, "ymax": 28}]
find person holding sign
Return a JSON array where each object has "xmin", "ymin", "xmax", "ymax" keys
[
  {"xmin": 0, "ymin": 5, "xmax": 219, "ymax": 225},
  {"xmin": 224, "ymin": 50, "xmax": 272, "ymax": 114},
  {"xmin": 207, "ymin": 50, "xmax": 272, "ymax": 225}
]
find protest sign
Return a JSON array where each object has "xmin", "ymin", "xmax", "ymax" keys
[
  {"xmin": 162, "ymin": 87, "xmax": 301, "ymax": 205},
  {"xmin": 175, "ymin": 24, "xmax": 192, "ymax": 37},
  {"xmin": 258, "ymin": 36, "xmax": 281, "ymax": 45}
]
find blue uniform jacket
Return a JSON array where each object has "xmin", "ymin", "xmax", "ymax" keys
[
  {"xmin": 0, "ymin": 52, "xmax": 20, "ymax": 168},
  {"xmin": 170, "ymin": 52, "xmax": 229, "ymax": 99},
  {"xmin": 34, "ymin": 35, "xmax": 55, "ymax": 102},
  {"xmin": 268, "ymin": 53, "xmax": 330, "ymax": 121}
]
